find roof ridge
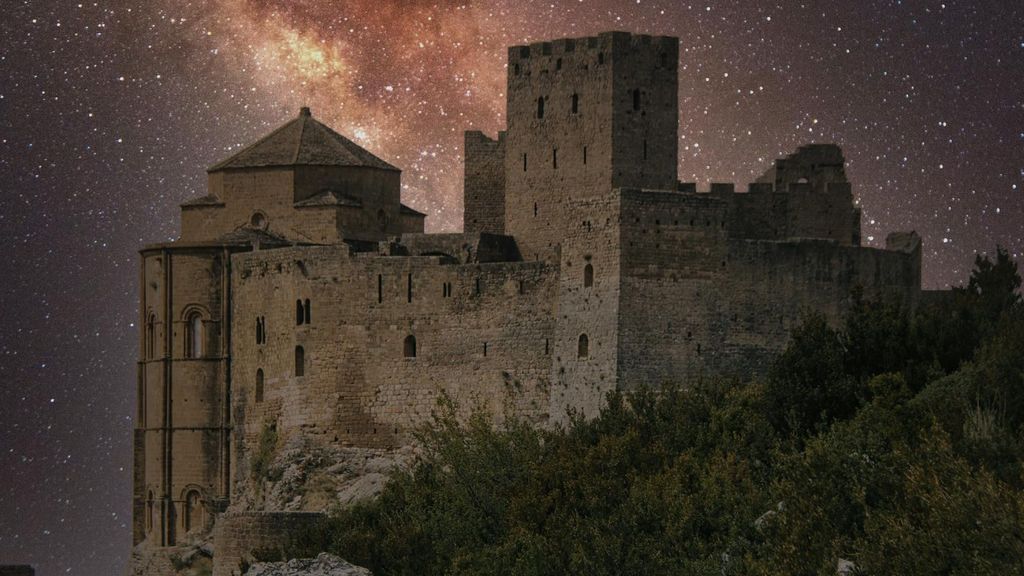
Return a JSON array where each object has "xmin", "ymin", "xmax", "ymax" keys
[
  {"xmin": 207, "ymin": 115, "xmax": 300, "ymax": 172},
  {"xmin": 317, "ymin": 120, "xmax": 395, "ymax": 169},
  {"xmin": 292, "ymin": 113, "xmax": 307, "ymax": 164}
]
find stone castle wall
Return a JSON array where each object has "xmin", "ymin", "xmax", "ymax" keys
[
  {"xmin": 463, "ymin": 131, "xmax": 506, "ymax": 235},
  {"xmin": 212, "ymin": 512, "xmax": 325, "ymax": 576},
  {"xmin": 229, "ymin": 241, "xmax": 557, "ymax": 485}
]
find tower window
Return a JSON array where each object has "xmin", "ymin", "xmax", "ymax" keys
[
  {"xmin": 571, "ymin": 93, "xmax": 579, "ymax": 114},
  {"xmin": 583, "ymin": 146, "xmax": 587, "ymax": 165},
  {"xmin": 633, "ymin": 89, "xmax": 641, "ymax": 111},
  {"xmin": 255, "ymin": 316, "xmax": 267, "ymax": 345},
  {"xmin": 184, "ymin": 490, "xmax": 203, "ymax": 533},
  {"xmin": 584, "ymin": 264, "xmax": 594, "ymax": 288},
  {"xmin": 407, "ymin": 273, "xmax": 413, "ymax": 303},
  {"xmin": 377, "ymin": 274, "xmax": 383, "ymax": 303},
  {"xmin": 403, "ymin": 335, "xmax": 417, "ymax": 358},
  {"xmin": 537, "ymin": 96, "xmax": 545, "ymax": 119},
  {"xmin": 295, "ymin": 345, "xmax": 305, "ymax": 377},
  {"xmin": 553, "ymin": 148, "xmax": 558, "ymax": 169},
  {"xmin": 534, "ymin": 202, "xmax": 538, "ymax": 217},
  {"xmin": 544, "ymin": 338, "xmax": 549, "ymax": 355},
  {"xmin": 475, "ymin": 277, "xmax": 482, "ymax": 295},
  {"xmin": 296, "ymin": 300, "xmax": 304, "ymax": 325},
  {"xmin": 184, "ymin": 311, "xmax": 203, "ymax": 359},
  {"xmin": 146, "ymin": 313, "xmax": 156, "ymax": 359},
  {"xmin": 255, "ymin": 369, "xmax": 264, "ymax": 403},
  {"xmin": 483, "ymin": 342, "xmax": 488, "ymax": 357},
  {"xmin": 523, "ymin": 152, "xmax": 528, "ymax": 172},
  {"xmin": 578, "ymin": 334, "xmax": 589, "ymax": 359},
  {"xmin": 304, "ymin": 299, "xmax": 311, "ymax": 324}
]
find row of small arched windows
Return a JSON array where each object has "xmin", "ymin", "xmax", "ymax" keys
[
  {"xmin": 144, "ymin": 489, "xmax": 204, "ymax": 536},
  {"xmin": 145, "ymin": 311, "xmax": 205, "ymax": 359}
]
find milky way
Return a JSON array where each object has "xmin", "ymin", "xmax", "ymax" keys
[{"xmin": 1, "ymin": 1, "xmax": 1022, "ymax": 573}]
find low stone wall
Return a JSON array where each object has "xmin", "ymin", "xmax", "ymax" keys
[{"xmin": 212, "ymin": 511, "xmax": 326, "ymax": 576}]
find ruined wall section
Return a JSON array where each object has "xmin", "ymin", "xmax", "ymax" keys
[
  {"xmin": 230, "ymin": 244, "xmax": 557, "ymax": 492},
  {"xmin": 463, "ymin": 131, "xmax": 506, "ymax": 235},
  {"xmin": 212, "ymin": 512, "xmax": 325, "ymax": 576},
  {"xmin": 785, "ymin": 181, "xmax": 861, "ymax": 245},
  {"xmin": 614, "ymin": 188, "xmax": 920, "ymax": 387}
]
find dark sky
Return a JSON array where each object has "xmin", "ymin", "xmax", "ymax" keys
[{"xmin": 1, "ymin": 0, "xmax": 1021, "ymax": 573}]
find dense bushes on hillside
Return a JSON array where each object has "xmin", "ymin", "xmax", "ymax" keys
[{"xmin": 292, "ymin": 248, "xmax": 1024, "ymax": 575}]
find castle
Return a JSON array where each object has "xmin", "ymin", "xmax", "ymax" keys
[{"xmin": 132, "ymin": 31, "xmax": 922, "ymax": 562}]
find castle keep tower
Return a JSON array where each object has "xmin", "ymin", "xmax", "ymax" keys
[{"xmin": 503, "ymin": 32, "xmax": 679, "ymax": 261}]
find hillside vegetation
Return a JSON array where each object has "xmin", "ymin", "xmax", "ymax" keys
[{"xmin": 291, "ymin": 248, "xmax": 1024, "ymax": 575}]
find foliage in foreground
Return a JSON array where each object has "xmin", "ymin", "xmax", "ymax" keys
[{"xmin": 292, "ymin": 248, "xmax": 1024, "ymax": 575}]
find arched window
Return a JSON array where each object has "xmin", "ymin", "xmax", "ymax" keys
[
  {"xmin": 403, "ymin": 335, "xmax": 417, "ymax": 358},
  {"xmin": 571, "ymin": 93, "xmax": 579, "ymax": 114},
  {"xmin": 146, "ymin": 313, "xmax": 156, "ymax": 359},
  {"xmin": 255, "ymin": 317, "xmax": 263, "ymax": 344},
  {"xmin": 584, "ymin": 264, "xmax": 594, "ymax": 288},
  {"xmin": 255, "ymin": 369, "xmax": 264, "ymax": 403},
  {"xmin": 184, "ymin": 312, "xmax": 203, "ymax": 359},
  {"xmin": 304, "ymin": 299, "xmax": 311, "ymax": 324},
  {"xmin": 578, "ymin": 334, "xmax": 589, "ymax": 359},
  {"xmin": 184, "ymin": 490, "xmax": 203, "ymax": 533},
  {"xmin": 296, "ymin": 300, "xmax": 304, "ymax": 325},
  {"xmin": 294, "ymin": 346, "xmax": 305, "ymax": 377},
  {"xmin": 537, "ymin": 96, "xmax": 545, "ymax": 119}
]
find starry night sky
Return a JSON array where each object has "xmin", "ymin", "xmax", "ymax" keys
[{"xmin": 1, "ymin": 1, "xmax": 1021, "ymax": 573}]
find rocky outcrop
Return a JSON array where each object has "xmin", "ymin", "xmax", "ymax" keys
[
  {"xmin": 128, "ymin": 538, "xmax": 213, "ymax": 576},
  {"xmin": 232, "ymin": 434, "xmax": 414, "ymax": 514},
  {"xmin": 244, "ymin": 553, "xmax": 371, "ymax": 576}
]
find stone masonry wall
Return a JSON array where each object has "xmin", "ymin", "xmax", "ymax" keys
[
  {"xmin": 463, "ymin": 130, "xmax": 506, "ymax": 235},
  {"xmin": 229, "ymin": 242, "xmax": 557, "ymax": 489},
  {"xmin": 616, "ymin": 188, "xmax": 920, "ymax": 390},
  {"xmin": 212, "ymin": 512, "xmax": 325, "ymax": 576}
]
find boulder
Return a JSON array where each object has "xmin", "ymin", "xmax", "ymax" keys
[{"xmin": 245, "ymin": 553, "xmax": 371, "ymax": 576}]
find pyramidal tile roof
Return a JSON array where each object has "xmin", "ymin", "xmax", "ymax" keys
[{"xmin": 208, "ymin": 107, "xmax": 399, "ymax": 172}]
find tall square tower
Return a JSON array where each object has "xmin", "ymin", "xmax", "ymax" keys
[{"xmin": 504, "ymin": 32, "xmax": 679, "ymax": 260}]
